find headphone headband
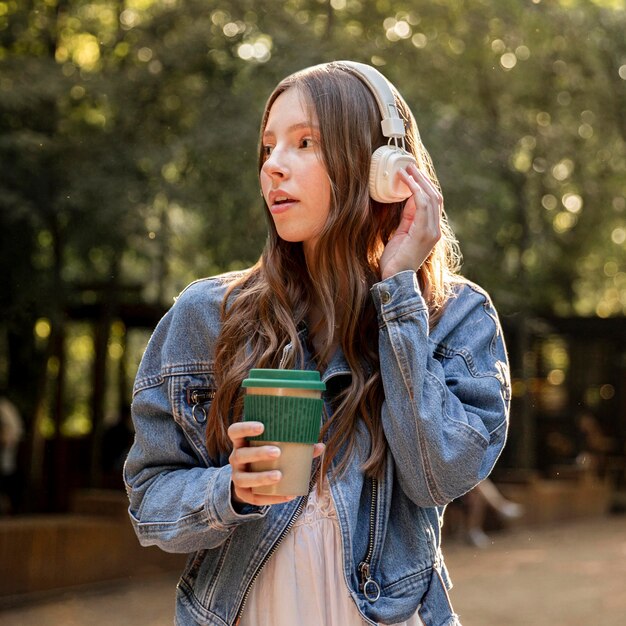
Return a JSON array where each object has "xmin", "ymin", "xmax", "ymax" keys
[{"xmin": 336, "ymin": 61, "xmax": 406, "ymax": 140}]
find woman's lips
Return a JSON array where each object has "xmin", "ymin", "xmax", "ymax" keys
[{"xmin": 269, "ymin": 200, "xmax": 299, "ymax": 214}]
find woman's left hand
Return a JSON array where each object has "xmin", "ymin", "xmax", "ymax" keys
[{"xmin": 379, "ymin": 163, "xmax": 443, "ymax": 280}]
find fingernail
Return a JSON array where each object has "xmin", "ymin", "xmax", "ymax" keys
[{"xmin": 268, "ymin": 446, "xmax": 281, "ymax": 457}]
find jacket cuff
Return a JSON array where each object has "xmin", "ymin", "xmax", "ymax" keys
[
  {"xmin": 205, "ymin": 464, "xmax": 268, "ymax": 528},
  {"xmin": 371, "ymin": 270, "xmax": 428, "ymax": 323}
]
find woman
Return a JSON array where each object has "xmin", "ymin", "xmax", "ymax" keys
[{"xmin": 124, "ymin": 61, "xmax": 510, "ymax": 626}]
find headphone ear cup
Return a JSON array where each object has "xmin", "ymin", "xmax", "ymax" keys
[{"xmin": 369, "ymin": 146, "xmax": 417, "ymax": 203}]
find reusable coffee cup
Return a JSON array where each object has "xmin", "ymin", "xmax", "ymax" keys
[{"xmin": 242, "ymin": 369, "xmax": 325, "ymax": 496}]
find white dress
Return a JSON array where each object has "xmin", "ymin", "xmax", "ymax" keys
[{"xmin": 240, "ymin": 483, "xmax": 422, "ymax": 626}]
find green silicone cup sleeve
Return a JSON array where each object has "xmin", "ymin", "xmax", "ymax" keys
[{"xmin": 243, "ymin": 395, "xmax": 323, "ymax": 444}]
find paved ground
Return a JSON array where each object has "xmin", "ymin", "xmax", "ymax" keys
[
  {"xmin": 1, "ymin": 514, "xmax": 625, "ymax": 626},
  {"xmin": 446, "ymin": 514, "xmax": 626, "ymax": 626}
]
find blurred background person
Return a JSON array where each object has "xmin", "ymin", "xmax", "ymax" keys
[
  {"xmin": 0, "ymin": 396, "xmax": 24, "ymax": 515},
  {"xmin": 453, "ymin": 478, "xmax": 524, "ymax": 548}
]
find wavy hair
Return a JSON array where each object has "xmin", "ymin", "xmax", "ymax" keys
[{"xmin": 206, "ymin": 62, "xmax": 461, "ymax": 478}]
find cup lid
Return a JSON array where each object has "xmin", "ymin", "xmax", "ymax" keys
[{"xmin": 242, "ymin": 369, "xmax": 326, "ymax": 390}]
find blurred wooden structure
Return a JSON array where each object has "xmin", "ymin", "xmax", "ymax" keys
[
  {"xmin": 0, "ymin": 490, "xmax": 184, "ymax": 602},
  {"xmin": 499, "ymin": 314, "xmax": 626, "ymax": 492}
]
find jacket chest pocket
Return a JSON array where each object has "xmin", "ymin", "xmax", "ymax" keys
[
  {"xmin": 187, "ymin": 387, "xmax": 216, "ymax": 425},
  {"xmin": 170, "ymin": 373, "xmax": 216, "ymax": 467}
]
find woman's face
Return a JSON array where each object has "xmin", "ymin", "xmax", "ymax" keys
[{"xmin": 260, "ymin": 88, "xmax": 331, "ymax": 259}]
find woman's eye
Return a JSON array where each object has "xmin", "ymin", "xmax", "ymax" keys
[
  {"xmin": 300, "ymin": 137, "xmax": 315, "ymax": 149},
  {"xmin": 262, "ymin": 145, "xmax": 274, "ymax": 158}
]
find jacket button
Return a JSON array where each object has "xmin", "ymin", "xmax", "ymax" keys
[{"xmin": 381, "ymin": 290, "xmax": 391, "ymax": 304}]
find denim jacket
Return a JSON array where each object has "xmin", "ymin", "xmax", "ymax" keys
[{"xmin": 124, "ymin": 269, "xmax": 510, "ymax": 626}]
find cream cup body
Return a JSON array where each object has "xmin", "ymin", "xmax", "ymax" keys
[{"xmin": 246, "ymin": 387, "xmax": 321, "ymax": 399}]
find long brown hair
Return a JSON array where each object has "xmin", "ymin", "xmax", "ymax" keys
[{"xmin": 206, "ymin": 62, "xmax": 461, "ymax": 478}]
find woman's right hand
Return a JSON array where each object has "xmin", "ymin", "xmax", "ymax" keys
[{"xmin": 228, "ymin": 421, "xmax": 324, "ymax": 507}]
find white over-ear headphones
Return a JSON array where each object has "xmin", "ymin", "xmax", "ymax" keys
[{"xmin": 337, "ymin": 61, "xmax": 417, "ymax": 204}]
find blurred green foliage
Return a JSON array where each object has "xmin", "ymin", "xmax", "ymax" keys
[{"xmin": 0, "ymin": 0, "xmax": 625, "ymax": 441}]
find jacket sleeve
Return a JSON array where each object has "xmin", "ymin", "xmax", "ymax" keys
[
  {"xmin": 371, "ymin": 270, "xmax": 511, "ymax": 507},
  {"xmin": 123, "ymin": 287, "xmax": 268, "ymax": 554}
]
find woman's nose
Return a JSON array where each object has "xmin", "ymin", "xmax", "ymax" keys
[{"xmin": 262, "ymin": 148, "xmax": 289, "ymax": 179}]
